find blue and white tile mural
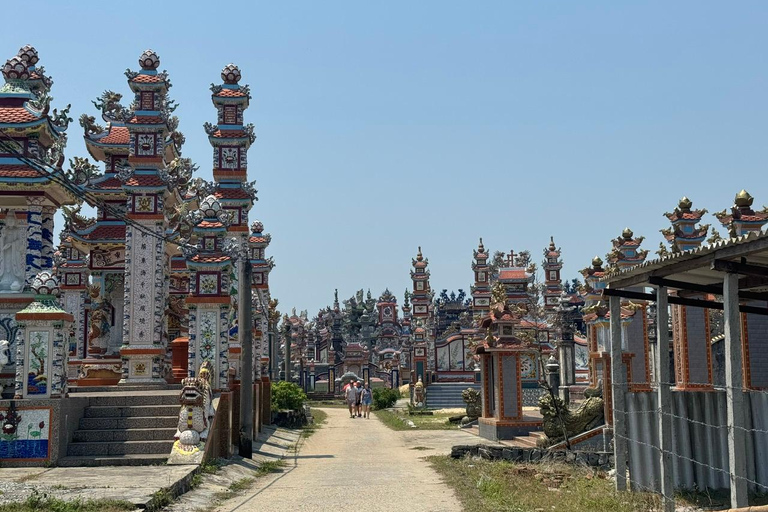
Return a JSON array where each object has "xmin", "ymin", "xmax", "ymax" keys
[{"xmin": 0, "ymin": 406, "xmax": 50, "ymax": 460}]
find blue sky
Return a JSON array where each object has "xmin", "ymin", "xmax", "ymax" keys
[{"xmin": 4, "ymin": 1, "xmax": 768, "ymax": 315}]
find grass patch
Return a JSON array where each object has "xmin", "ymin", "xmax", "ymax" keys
[
  {"xmin": 302, "ymin": 409, "xmax": 328, "ymax": 438},
  {"xmin": 374, "ymin": 409, "xmax": 457, "ymax": 431},
  {"xmin": 148, "ymin": 488, "xmax": 173, "ymax": 509},
  {"xmin": 410, "ymin": 446, "xmax": 433, "ymax": 451},
  {"xmin": 255, "ymin": 459, "xmax": 286, "ymax": 477},
  {"xmin": 306, "ymin": 400, "xmax": 347, "ymax": 408},
  {"xmin": 0, "ymin": 491, "xmax": 134, "ymax": 512},
  {"xmin": 427, "ymin": 456, "xmax": 662, "ymax": 512}
]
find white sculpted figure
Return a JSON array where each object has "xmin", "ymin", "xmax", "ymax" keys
[
  {"xmin": 173, "ymin": 361, "xmax": 215, "ymax": 454},
  {"xmin": 0, "ymin": 340, "xmax": 11, "ymax": 396},
  {"xmin": 0, "ymin": 214, "xmax": 26, "ymax": 292}
]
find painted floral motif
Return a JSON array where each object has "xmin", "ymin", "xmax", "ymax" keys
[
  {"xmin": 437, "ymin": 346, "xmax": 449, "ymax": 371},
  {"xmin": 450, "ymin": 340, "xmax": 464, "ymax": 371},
  {"xmin": 198, "ymin": 274, "xmax": 218, "ymax": 295},
  {"xmin": 26, "ymin": 331, "xmax": 49, "ymax": 396},
  {"xmin": 0, "ymin": 407, "xmax": 50, "ymax": 459},
  {"xmin": 198, "ymin": 311, "xmax": 217, "ymax": 366}
]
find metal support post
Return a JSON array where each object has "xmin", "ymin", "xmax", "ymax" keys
[
  {"xmin": 724, "ymin": 272, "xmax": 748, "ymax": 507},
  {"xmin": 609, "ymin": 294, "xmax": 628, "ymax": 491},
  {"xmin": 655, "ymin": 286, "xmax": 674, "ymax": 511}
]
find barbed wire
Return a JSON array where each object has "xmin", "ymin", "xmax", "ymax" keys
[{"xmin": 615, "ymin": 431, "xmax": 768, "ymax": 492}]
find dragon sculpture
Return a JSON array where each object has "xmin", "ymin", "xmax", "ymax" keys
[
  {"xmin": 62, "ymin": 204, "xmax": 96, "ymax": 233},
  {"xmin": 78, "ymin": 114, "xmax": 105, "ymax": 136},
  {"xmin": 92, "ymin": 90, "xmax": 129, "ymax": 122},
  {"xmin": 65, "ymin": 157, "xmax": 100, "ymax": 186},
  {"xmin": 538, "ymin": 386, "xmax": 605, "ymax": 446}
]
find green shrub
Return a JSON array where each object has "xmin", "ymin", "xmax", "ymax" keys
[
  {"xmin": 271, "ymin": 381, "xmax": 307, "ymax": 412},
  {"xmin": 372, "ymin": 387, "xmax": 401, "ymax": 410}
]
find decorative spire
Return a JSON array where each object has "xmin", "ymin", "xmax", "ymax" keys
[
  {"xmin": 138, "ymin": 49, "xmax": 160, "ymax": 70},
  {"xmin": 713, "ymin": 189, "xmax": 768, "ymax": 237},
  {"xmin": 735, "ymin": 189, "xmax": 753, "ymax": 208},
  {"xmin": 607, "ymin": 228, "xmax": 648, "ymax": 270},
  {"xmin": 661, "ymin": 196, "xmax": 708, "ymax": 252},
  {"xmin": 416, "ymin": 246, "xmax": 423, "ymax": 262},
  {"xmin": 221, "ymin": 63, "xmax": 241, "ymax": 84}
]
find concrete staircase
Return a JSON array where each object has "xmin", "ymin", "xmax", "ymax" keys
[
  {"xmin": 59, "ymin": 390, "xmax": 180, "ymax": 467},
  {"xmin": 425, "ymin": 382, "xmax": 481, "ymax": 409}
]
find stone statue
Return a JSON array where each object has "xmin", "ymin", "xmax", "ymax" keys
[
  {"xmin": 413, "ymin": 376, "xmax": 425, "ymax": 407},
  {"xmin": 87, "ymin": 306, "xmax": 110, "ymax": 356},
  {"xmin": 0, "ymin": 214, "xmax": 26, "ymax": 292},
  {"xmin": 538, "ymin": 391, "xmax": 604, "ymax": 447},
  {"xmin": 461, "ymin": 387, "xmax": 481, "ymax": 419},
  {"xmin": 0, "ymin": 340, "xmax": 11, "ymax": 396},
  {"xmin": 173, "ymin": 361, "xmax": 214, "ymax": 454}
]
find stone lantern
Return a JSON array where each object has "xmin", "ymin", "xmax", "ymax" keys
[{"xmin": 14, "ymin": 272, "xmax": 73, "ymax": 399}]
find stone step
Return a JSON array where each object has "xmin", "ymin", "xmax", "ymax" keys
[
  {"xmin": 67, "ymin": 439, "xmax": 175, "ymax": 457},
  {"xmin": 80, "ymin": 415, "xmax": 178, "ymax": 430},
  {"xmin": 85, "ymin": 394, "xmax": 179, "ymax": 407},
  {"xmin": 69, "ymin": 384, "xmax": 182, "ymax": 393},
  {"xmin": 73, "ymin": 427, "xmax": 176, "ymax": 443},
  {"xmin": 511, "ymin": 435, "xmax": 539, "ymax": 448},
  {"xmin": 57, "ymin": 454, "xmax": 170, "ymax": 467},
  {"xmin": 84, "ymin": 404, "xmax": 179, "ymax": 418}
]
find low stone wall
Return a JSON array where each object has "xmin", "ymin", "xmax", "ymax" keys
[{"xmin": 450, "ymin": 444, "xmax": 614, "ymax": 470}]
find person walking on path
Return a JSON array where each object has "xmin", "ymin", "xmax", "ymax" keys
[
  {"xmin": 360, "ymin": 382, "xmax": 372, "ymax": 418},
  {"xmin": 345, "ymin": 380, "xmax": 359, "ymax": 418},
  {"xmin": 355, "ymin": 381, "xmax": 363, "ymax": 417}
]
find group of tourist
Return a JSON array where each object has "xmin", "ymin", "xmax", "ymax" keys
[{"xmin": 344, "ymin": 380, "xmax": 372, "ymax": 419}]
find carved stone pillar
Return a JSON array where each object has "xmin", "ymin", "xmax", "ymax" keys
[
  {"xmin": 24, "ymin": 198, "xmax": 44, "ymax": 289},
  {"xmin": 120, "ymin": 223, "xmax": 167, "ymax": 384},
  {"xmin": 41, "ymin": 206, "xmax": 56, "ymax": 270}
]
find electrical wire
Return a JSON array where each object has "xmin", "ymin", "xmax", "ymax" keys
[{"xmin": 0, "ymin": 131, "xmax": 193, "ymax": 249}]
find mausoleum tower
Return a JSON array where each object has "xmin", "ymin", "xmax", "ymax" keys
[
  {"xmin": 713, "ymin": 190, "xmax": 768, "ymax": 237},
  {"xmin": 410, "ymin": 247, "xmax": 434, "ymax": 370},
  {"xmin": 714, "ymin": 191, "xmax": 768, "ymax": 390},
  {"xmin": 607, "ymin": 228, "xmax": 651, "ymax": 392},
  {"xmin": 0, "ymin": 45, "xmax": 75, "ymax": 390},
  {"xmin": 661, "ymin": 197, "xmax": 709, "ymax": 252},
  {"xmin": 471, "ymin": 238, "xmax": 492, "ymax": 320},
  {"xmin": 207, "ymin": 63, "xmax": 256, "ymax": 238},
  {"xmin": 579, "ymin": 257, "xmax": 609, "ymax": 390},
  {"xmin": 248, "ymin": 219, "xmax": 274, "ymax": 374},
  {"xmin": 662, "ymin": 197, "xmax": 713, "ymax": 390},
  {"xmin": 183, "ymin": 194, "xmax": 234, "ymax": 389},
  {"xmin": 118, "ymin": 50, "xmax": 189, "ymax": 384},
  {"xmin": 497, "ymin": 250, "xmax": 534, "ymax": 307},
  {"xmin": 69, "ymin": 60, "xmax": 135, "ymax": 385},
  {"xmin": 542, "ymin": 237, "xmax": 563, "ymax": 310},
  {"xmin": 401, "ymin": 290, "xmax": 412, "ymax": 334},
  {"xmin": 375, "ymin": 289, "xmax": 399, "ymax": 351}
]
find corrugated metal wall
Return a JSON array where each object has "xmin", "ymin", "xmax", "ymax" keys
[{"xmin": 624, "ymin": 390, "xmax": 768, "ymax": 492}]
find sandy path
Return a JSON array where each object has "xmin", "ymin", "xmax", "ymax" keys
[{"xmin": 216, "ymin": 407, "xmax": 463, "ymax": 512}]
